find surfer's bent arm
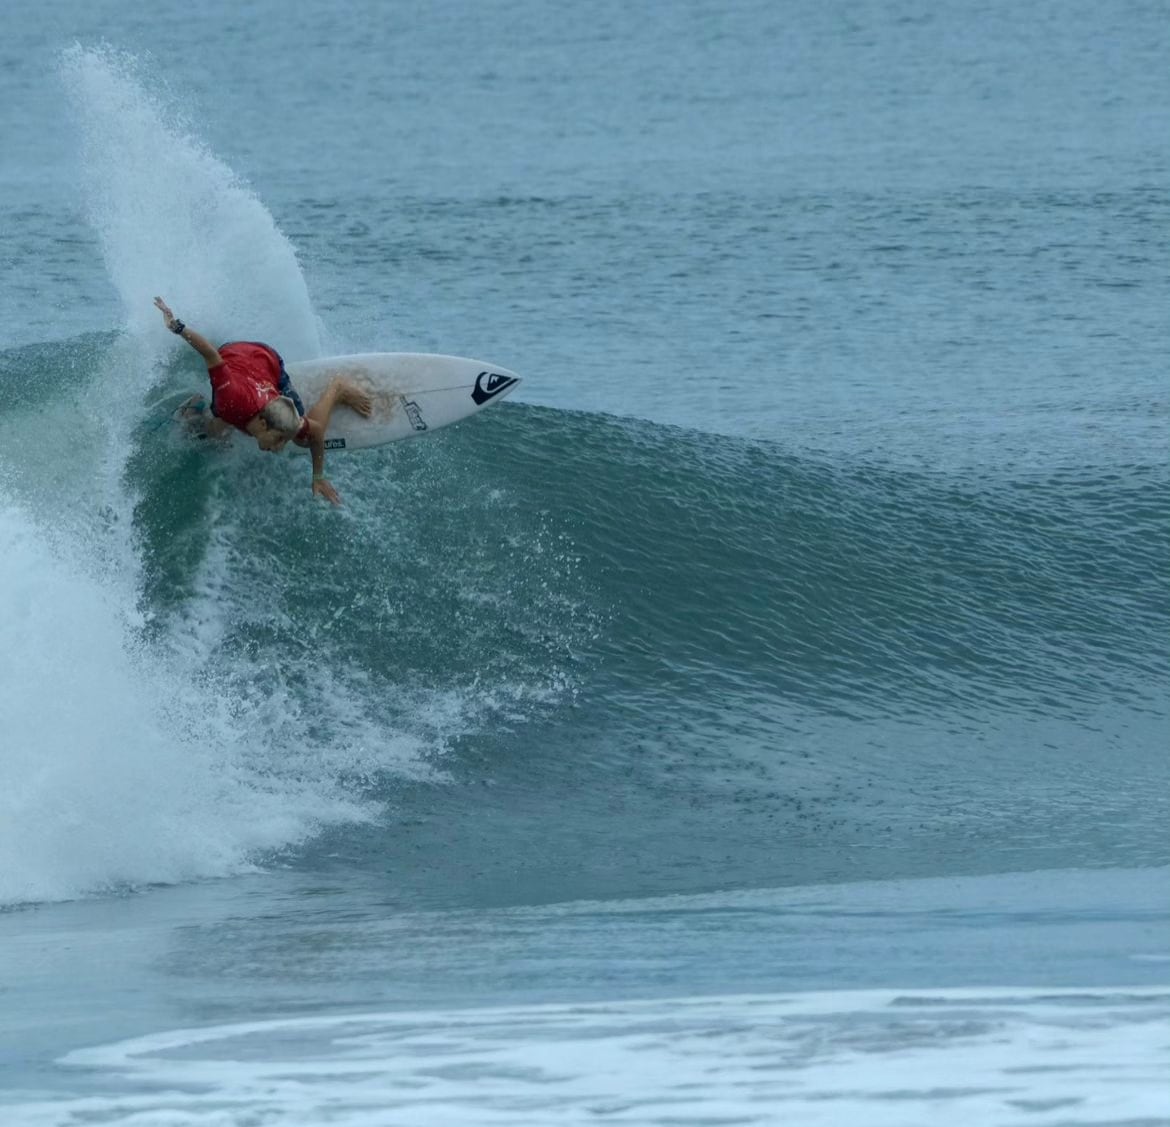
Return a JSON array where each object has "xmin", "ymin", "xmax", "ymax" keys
[
  {"xmin": 297, "ymin": 379, "xmax": 348, "ymax": 504},
  {"xmin": 300, "ymin": 419, "xmax": 341, "ymax": 505},
  {"xmin": 297, "ymin": 377, "xmax": 374, "ymax": 504},
  {"xmin": 153, "ymin": 296, "xmax": 222, "ymax": 368}
]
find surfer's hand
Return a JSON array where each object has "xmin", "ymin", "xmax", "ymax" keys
[
  {"xmin": 154, "ymin": 296, "xmax": 176, "ymax": 328},
  {"xmin": 312, "ymin": 477, "xmax": 342, "ymax": 506}
]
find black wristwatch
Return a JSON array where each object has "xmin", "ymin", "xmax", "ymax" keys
[{"xmin": 170, "ymin": 319, "xmax": 186, "ymax": 335}]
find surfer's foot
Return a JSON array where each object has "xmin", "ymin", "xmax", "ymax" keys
[
  {"xmin": 172, "ymin": 394, "xmax": 217, "ymax": 441},
  {"xmin": 337, "ymin": 380, "xmax": 373, "ymax": 417},
  {"xmin": 174, "ymin": 393, "xmax": 207, "ymax": 420}
]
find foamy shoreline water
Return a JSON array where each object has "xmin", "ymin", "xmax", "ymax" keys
[
  {"xmin": 2, "ymin": 866, "xmax": 1166, "ymax": 1122},
  {"xmin": 5, "ymin": 987, "xmax": 1166, "ymax": 1127}
]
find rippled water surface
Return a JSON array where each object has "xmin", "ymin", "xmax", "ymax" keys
[{"xmin": 1, "ymin": 0, "xmax": 1167, "ymax": 1122}]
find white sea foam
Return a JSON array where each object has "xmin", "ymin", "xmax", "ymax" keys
[
  {"xmin": 60, "ymin": 44, "xmax": 321, "ymax": 360},
  {"xmin": 5, "ymin": 987, "xmax": 1166, "ymax": 1126},
  {"xmin": 0, "ymin": 502, "xmax": 376, "ymax": 905}
]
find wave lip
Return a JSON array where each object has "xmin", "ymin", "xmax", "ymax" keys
[{"xmin": 59, "ymin": 44, "xmax": 320, "ymax": 358}]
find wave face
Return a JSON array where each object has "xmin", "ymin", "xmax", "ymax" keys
[
  {"xmin": 1, "ymin": 46, "xmax": 1166, "ymax": 908},
  {"xmin": 4, "ymin": 329, "xmax": 1167, "ymax": 905}
]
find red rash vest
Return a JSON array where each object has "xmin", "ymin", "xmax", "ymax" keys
[{"xmin": 208, "ymin": 343, "xmax": 284, "ymax": 429}]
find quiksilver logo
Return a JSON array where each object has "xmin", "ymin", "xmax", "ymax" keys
[
  {"xmin": 472, "ymin": 371, "xmax": 518, "ymax": 406},
  {"xmin": 324, "ymin": 437, "xmax": 347, "ymax": 450}
]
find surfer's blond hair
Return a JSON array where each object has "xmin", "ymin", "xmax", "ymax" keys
[{"xmin": 260, "ymin": 396, "xmax": 303, "ymax": 437}]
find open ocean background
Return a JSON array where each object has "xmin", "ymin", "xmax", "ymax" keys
[{"xmin": 1, "ymin": 1, "xmax": 1168, "ymax": 1123}]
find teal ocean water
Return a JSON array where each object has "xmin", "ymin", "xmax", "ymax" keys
[{"xmin": 2, "ymin": 2, "xmax": 1168, "ymax": 1123}]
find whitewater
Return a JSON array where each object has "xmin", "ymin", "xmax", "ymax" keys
[{"xmin": 2, "ymin": 4, "xmax": 1168, "ymax": 1124}]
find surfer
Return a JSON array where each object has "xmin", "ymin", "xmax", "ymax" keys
[{"xmin": 154, "ymin": 297, "xmax": 371, "ymax": 505}]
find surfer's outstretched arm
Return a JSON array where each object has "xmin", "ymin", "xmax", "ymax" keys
[{"xmin": 154, "ymin": 297, "xmax": 222, "ymax": 369}]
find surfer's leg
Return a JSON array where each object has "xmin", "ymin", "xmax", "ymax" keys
[
  {"xmin": 278, "ymin": 369, "xmax": 307, "ymax": 417},
  {"xmin": 174, "ymin": 395, "xmax": 230, "ymax": 439},
  {"xmin": 173, "ymin": 394, "xmax": 211, "ymax": 438}
]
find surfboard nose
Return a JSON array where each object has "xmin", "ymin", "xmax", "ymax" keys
[{"xmin": 472, "ymin": 369, "xmax": 521, "ymax": 406}]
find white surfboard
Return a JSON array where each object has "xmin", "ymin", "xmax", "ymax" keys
[{"xmin": 284, "ymin": 353, "xmax": 521, "ymax": 452}]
